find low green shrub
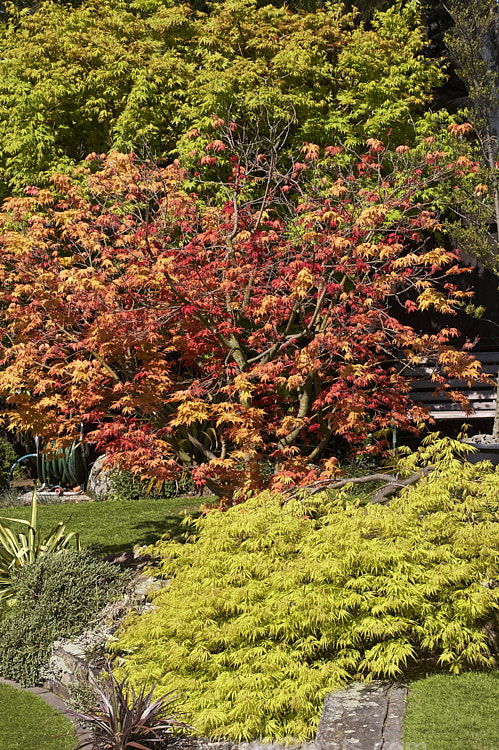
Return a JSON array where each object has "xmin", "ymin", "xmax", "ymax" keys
[
  {"xmin": 110, "ymin": 469, "xmax": 196, "ymax": 502},
  {"xmin": 0, "ymin": 437, "xmax": 19, "ymax": 488},
  {"xmin": 0, "ymin": 550, "xmax": 129, "ymax": 686},
  {"xmin": 113, "ymin": 436, "xmax": 499, "ymax": 742}
]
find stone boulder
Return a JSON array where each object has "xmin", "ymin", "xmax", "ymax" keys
[{"xmin": 86, "ymin": 455, "xmax": 115, "ymax": 500}]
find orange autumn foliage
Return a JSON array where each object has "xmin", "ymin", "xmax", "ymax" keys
[{"xmin": 0, "ymin": 134, "xmax": 487, "ymax": 499}]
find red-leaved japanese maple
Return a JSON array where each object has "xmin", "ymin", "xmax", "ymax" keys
[{"xmin": 0, "ymin": 125, "xmax": 486, "ymax": 499}]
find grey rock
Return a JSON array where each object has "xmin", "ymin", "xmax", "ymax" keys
[
  {"xmin": 44, "ymin": 639, "xmax": 96, "ymax": 699},
  {"xmin": 382, "ymin": 685, "xmax": 407, "ymax": 750},
  {"xmin": 463, "ymin": 433, "xmax": 499, "ymax": 445},
  {"xmin": 316, "ymin": 682, "xmax": 407, "ymax": 750},
  {"xmin": 87, "ymin": 454, "xmax": 115, "ymax": 499},
  {"xmin": 240, "ymin": 742, "xmax": 315, "ymax": 750}
]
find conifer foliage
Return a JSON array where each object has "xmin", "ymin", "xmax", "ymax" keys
[
  {"xmin": 0, "ymin": 126, "xmax": 485, "ymax": 496},
  {"xmin": 113, "ymin": 437, "xmax": 499, "ymax": 741}
]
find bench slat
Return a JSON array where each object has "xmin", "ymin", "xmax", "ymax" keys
[{"xmin": 407, "ymin": 350, "xmax": 498, "ymax": 421}]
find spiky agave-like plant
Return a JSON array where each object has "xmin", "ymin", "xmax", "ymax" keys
[
  {"xmin": 71, "ymin": 667, "xmax": 192, "ymax": 750},
  {"xmin": 0, "ymin": 485, "xmax": 80, "ymax": 608}
]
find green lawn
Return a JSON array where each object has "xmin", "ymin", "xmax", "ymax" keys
[
  {"xmin": 404, "ymin": 672, "xmax": 499, "ymax": 750},
  {"xmin": 0, "ymin": 495, "xmax": 204, "ymax": 555},
  {"xmin": 0, "ymin": 682, "xmax": 77, "ymax": 750}
]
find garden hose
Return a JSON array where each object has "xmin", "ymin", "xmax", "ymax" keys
[{"xmin": 34, "ymin": 437, "xmax": 89, "ymax": 489}]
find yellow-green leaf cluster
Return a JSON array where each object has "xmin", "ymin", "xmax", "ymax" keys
[
  {"xmin": 113, "ymin": 439, "xmax": 499, "ymax": 742},
  {"xmin": 0, "ymin": 0, "xmax": 443, "ymax": 196}
]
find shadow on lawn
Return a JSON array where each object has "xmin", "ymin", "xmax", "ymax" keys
[{"xmin": 90, "ymin": 510, "xmax": 201, "ymax": 556}]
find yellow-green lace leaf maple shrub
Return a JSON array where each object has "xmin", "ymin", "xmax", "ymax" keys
[{"xmin": 113, "ymin": 437, "xmax": 499, "ymax": 742}]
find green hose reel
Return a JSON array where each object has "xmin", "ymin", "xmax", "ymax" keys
[{"xmin": 35, "ymin": 437, "xmax": 89, "ymax": 489}]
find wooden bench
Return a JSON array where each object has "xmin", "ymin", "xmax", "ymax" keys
[{"xmin": 409, "ymin": 351, "xmax": 499, "ymax": 420}]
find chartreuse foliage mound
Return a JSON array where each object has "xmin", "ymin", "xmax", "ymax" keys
[
  {"xmin": 114, "ymin": 438, "xmax": 499, "ymax": 742},
  {"xmin": 0, "ymin": 0, "xmax": 441, "ymax": 194}
]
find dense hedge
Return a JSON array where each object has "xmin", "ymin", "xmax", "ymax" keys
[
  {"xmin": 114, "ymin": 438, "xmax": 499, "ymax": 741},
  {"xmin": 0, "ymin": 550, "xmax": 129, "ymax": 685}
]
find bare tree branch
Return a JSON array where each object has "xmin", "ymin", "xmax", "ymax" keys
[{"xmin": 284, "ymin": 466, "xmax": 435, "ymax": 503}]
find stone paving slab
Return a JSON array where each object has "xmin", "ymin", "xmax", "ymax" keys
[
  {"xmin": 315, "ymin": 682, "xmax": 407, "ymax": 750},
  {"xmin": 381, "ymin": 685, "xmax": 407, "ymax": 750},
  {"xmin": 19, "ymin": 491, "xmax": 92, "ymax": 504}
]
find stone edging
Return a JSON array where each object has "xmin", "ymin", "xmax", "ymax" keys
[
  {"xmin": 0, "ymin": 675, "xmax": 407, "ymax": 750},
  {"xmin": 316, "ymin": 681, "xmax": 407, "ymax": 750}
]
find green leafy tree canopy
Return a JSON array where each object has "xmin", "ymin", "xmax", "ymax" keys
[{"xmin": 0, "ymin": 0, "xmax": 443, "ymax": 196}]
